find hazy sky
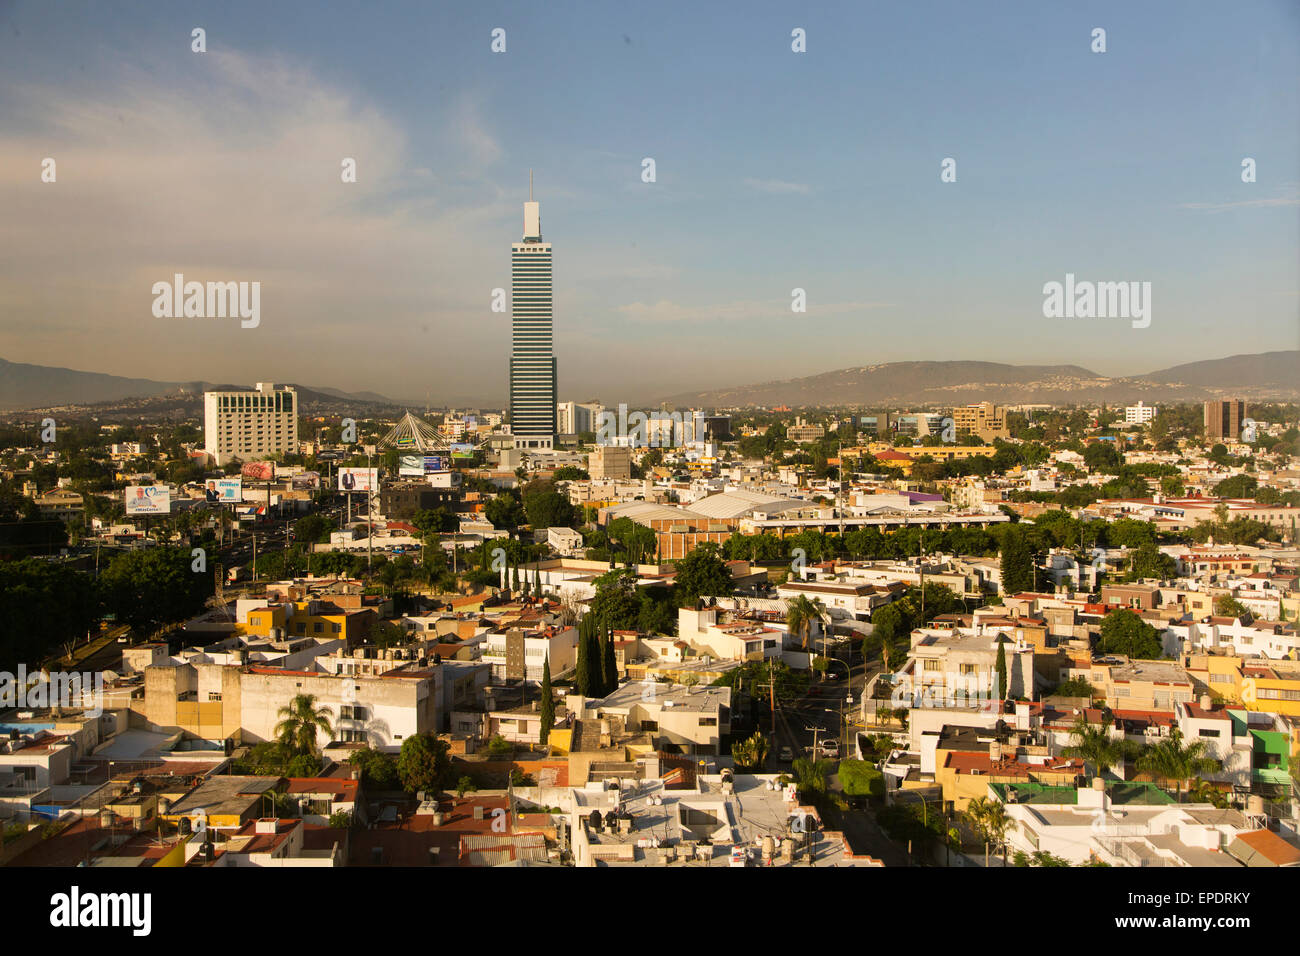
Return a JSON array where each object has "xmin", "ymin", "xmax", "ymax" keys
[{"xmin": 1, "ymin": 0, "xmax": 1297, "ymax": 407}]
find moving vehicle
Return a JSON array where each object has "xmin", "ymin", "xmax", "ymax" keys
[
  {"xmin": 819, "ymin": 739, "xmax": 840, "ymax": 759},
  {"xmin": 778, "ymin": 746, "xmax": 793, "ymax": 762}
]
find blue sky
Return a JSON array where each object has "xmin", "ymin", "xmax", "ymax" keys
[{"xmin": 0, "ymin": 0, "xmax": 1296, "ymax": 405}]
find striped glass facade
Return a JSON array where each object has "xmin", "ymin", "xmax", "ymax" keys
[{"xmin": 509, "ymin": 205, "xmax": 556, "ymax": 443}]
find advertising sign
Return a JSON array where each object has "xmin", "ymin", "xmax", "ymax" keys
[
  {"xmin": 338, "ymin": 467, "xmax": 378, "ymax": 492},
  {"xmin": 399, "ymin": 455, "xmax": 450, "ymax": 475},
  {"xmin": 291, "ymin": 471, "xmax": 320, "ymax": 491},
  {"xmin": 125, "ymin": 485, "xmax": 171, "ymax": 515},
  {"xmin": 240, "ymin": 461, "xmax": 275, "ymax": 481},
  {"xmin": 203, "ymin": 478, "xmax": 243, "ymax": 503},
  {"xmin": 449, "ymin": 443, "xmax": 475, "ymax": 459}
]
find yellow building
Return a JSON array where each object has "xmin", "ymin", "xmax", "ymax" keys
[
  {"xmin": 243, "ymin": 600, "xmax": 372, "ymax": 645},
  {"xmin": 1184, "ymin": 652, "xmax": 1300, "ymax": 720}
]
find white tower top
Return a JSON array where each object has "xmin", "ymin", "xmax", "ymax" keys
[{"xmin": 523, "ymin": 170, "xmax": 541, "ymax": 240}]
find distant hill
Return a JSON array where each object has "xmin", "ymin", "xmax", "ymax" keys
[
  {"xmin": 662, "ymin": 352, "xmax": 1299, "ymax": 408},
  {"xmin": 0, "ymin": 358, "xmax": 411, "ymax": 414}
]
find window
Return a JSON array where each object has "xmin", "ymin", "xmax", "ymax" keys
[
  {"xmin": 1197, "ymin": 728, "xmax": 1221, "ymax": 738},
  {"xmin": 699, "ymin": 717, "xmax": 717, "ymax": 727}
]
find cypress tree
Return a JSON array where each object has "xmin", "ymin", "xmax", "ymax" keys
[
  {"xmin": 995, "ymin": 636, "xmax": 1008, "ymax": 702},
  {"xmin": 596, "ymin": 629, "xmax": 609, "ymax": 698},
  {"xmin": 576, "ymin": 619, "xmax": 591, "ymax": 697},
  {"xmin": 511, "ymin": 562, "xmax": 520, "ymax": 593},
  {"xmin": 603, "ymin": 623, "xmax": 618, "ymax": 691},
  {"xmin": 534, "ymin": 563, "xmax": 542, "ymax": 598},
  {"xmin": 539, "ymin": 655, "xmax": 555, "ymax": 747}
]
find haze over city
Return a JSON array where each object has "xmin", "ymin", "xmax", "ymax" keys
[{"xmin": 1, "ymin": 0, "xmax": 1298, "ymax": 406}]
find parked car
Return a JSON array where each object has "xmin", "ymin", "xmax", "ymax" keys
[{"xmin": 819, "ymin": 739, "xmax": 840, "ymax": 759}]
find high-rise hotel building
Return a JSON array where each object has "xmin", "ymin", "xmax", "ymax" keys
[
  {"xmin": 509, "ymin": 183, "xmax": 557, "ymax": 450},
  {"xmin": 203, "ymin": 382, "xmax": 299, "ymax": 465}
]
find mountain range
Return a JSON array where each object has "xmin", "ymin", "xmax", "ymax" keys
[
  {"xmin": 0, "ymin": 351, "xmax": 1295, "ymax": 415},
  {"xmin": 661, "ymin": 351, "xmax": 1299, "ymax": 408}
]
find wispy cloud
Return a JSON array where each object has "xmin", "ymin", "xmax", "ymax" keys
[
  {"xmin": 743, "ymin": 177, "xmax": 811, "ymax": 195},
  {"xmin": 1178, "ymin": 187, "xmax": 1300, "ymax": 211}
]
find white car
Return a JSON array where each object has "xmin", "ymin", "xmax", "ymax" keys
[{"xmin": 819, "ymin": 739, "xmax": 840, "ymax": 759}]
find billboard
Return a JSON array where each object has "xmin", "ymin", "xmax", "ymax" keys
[
  {"xmin": 203, "ymin": 478, "xmax": 243, "ymax": 503},
  {"xmin": 338, "ymin": 467, "xmax": 378, "ymax": 492},
  {"xmin": 291, "ymin": 471, "xmax": 320, "ymax": 491},
  {"xmin": 125, "ymin": 485, "xmax": 171, "ymax": 515},
  {"xmin": 399, "ymin": 455, "xmax": 450, "ymax": 475},
  {"xmin": 449, "ymin": 443, "xmax": 475, "ymax": 459},
  {"xmin": 240, "ymin": 461, "xmax": 275, "ymax": 481}
]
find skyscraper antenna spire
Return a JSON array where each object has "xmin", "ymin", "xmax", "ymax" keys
[{"xmin": 529, "ymin": 168, "xmax": 533, "ymax": 201}]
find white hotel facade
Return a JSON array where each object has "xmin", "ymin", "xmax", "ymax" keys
[{"xmin": 203, "ymin": 382, "xmax": 299, "ymax": 465}]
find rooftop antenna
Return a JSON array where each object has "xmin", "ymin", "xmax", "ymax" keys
[{"xmin": 529, "ymin": 168, "xmax": 533, "ymax": 201}]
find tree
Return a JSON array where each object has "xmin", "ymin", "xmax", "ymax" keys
[
  {"xmin": 671, "ymin": 543, "xmax": 735, "ymax": 607},
  {"xmin": 98, "ymin": 547, "xmax": 210, "ymax": 637},
  {"xmin": 485, "ymin": 494, "xmax": 525, "ymax": 532},
  {"xmin": 1052, "ymin": 676, "xmax": 1097, "ymax": 699},
  {"xmin": 838, "ymin": 759, "xmax": 885, "ymax": 801},
  {"xmin": 602, "ymin": 625, "xmax": 618, "ymax": 691},
  {"xmin": 999, "ymin": 527, "xmax": 1034, "ymax": 595},
  {"xmin": 0, "ymin": 559, "xmax": 99, "ymax": 672},
  {"xmin": 1083, "ymin": 442, "xmax": 1122, "ymax": 474},
  {"xmin": 1214, "ymin": 595, "xmax": 1249, "ymax": 619},
  {"xmin": 1136, "ymin": 728, "xmax": 1220, "ymax": 801},
  {"xmin": 786, "ymin": 594, "xmax": 826, "ymax": 652},
  {"xmin": 731, "ymin": 731, "xmax": 769, "ymax": 770},
  {"xmin": 792, "ymin": 756, "xmax": 832, "ymax": 795},
  {"xmin": 539, "ymin": 656, "xmax": 555, "ymax": 747},
  {"xmin": 395, "ymin": 733, "xmax": 452, "ymax": 793},
  {"xmin": 1098, "ymin": 608, "xmax": 1164, "ymax": 659},
  {"xmin": 868, "ymin": 603, "xmax": 906, "ymax": 673},
  {"xmin": 575, "ymin": 618, "xmax": 593, "ymax": 697},
  {"xmin": 964, "ymin": 796, "xmax": 1016, "ymax": 867},
  {"xmin": 348, "ymin": 747, "xmax": 399, "ymax": 790},
  {"xmin": 588, "ymin": 567, "xmax": 639, "ymax": 631},
  {"xmin": 274, "ymin": 694, "xmax": 334, "ymax": 756},
  {"xmin": 995, "ymin": 637, "xmax": 1008, "ymax": 701},
  {"xmin": 521, "ymin": 478, "xmax": 578, "ymax": 529},
  {"xmin": 1213, "ymin": 474, "xmax": 1257, "ymax": 499},
  {"xmin": 1127, "ymin": 542, "xmax": 1176, "ymax": 581},
  {"xmin": 1062, "ymin": 718, "xmax": 1135, "ymax": 782}
]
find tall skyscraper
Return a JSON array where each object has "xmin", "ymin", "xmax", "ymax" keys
[{"xmin": 509, "ymin": 174, "xmax": 556, "ymax": 450}]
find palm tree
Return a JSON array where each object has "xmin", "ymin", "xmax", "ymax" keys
[
  {"xmin": 274, "ymin": 694, "xmax": 334, "ymax": 756},
  {"xmin": 1062, "ymin": 718, "xmax": 1136, "ymax": 784},
  {"xmin": 964, "ymin": 796, "xmax": 1016, "ymax": 867},
  {"xmin": 786, "ymin": 595, "xmax": 827, "ymax": 651},
  {"xmin": 1136, "ymin": 728, "xmax": 1220, "ymax": 802}
]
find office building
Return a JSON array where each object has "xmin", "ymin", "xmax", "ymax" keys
[
  {"xmin": 509, "ymin": 177, "xmax": 557, "ymax": 450},
  {"xmin": 1205, "ymin": 400, "xmax": 1247, "ymax": 441},
  {"xmin": 203, "ymin": 383, "xmax": 299, "ymax": 466},
  {"xmin": 951, "ymin": 402, "xmax": 1009, "ymax": 441}
]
